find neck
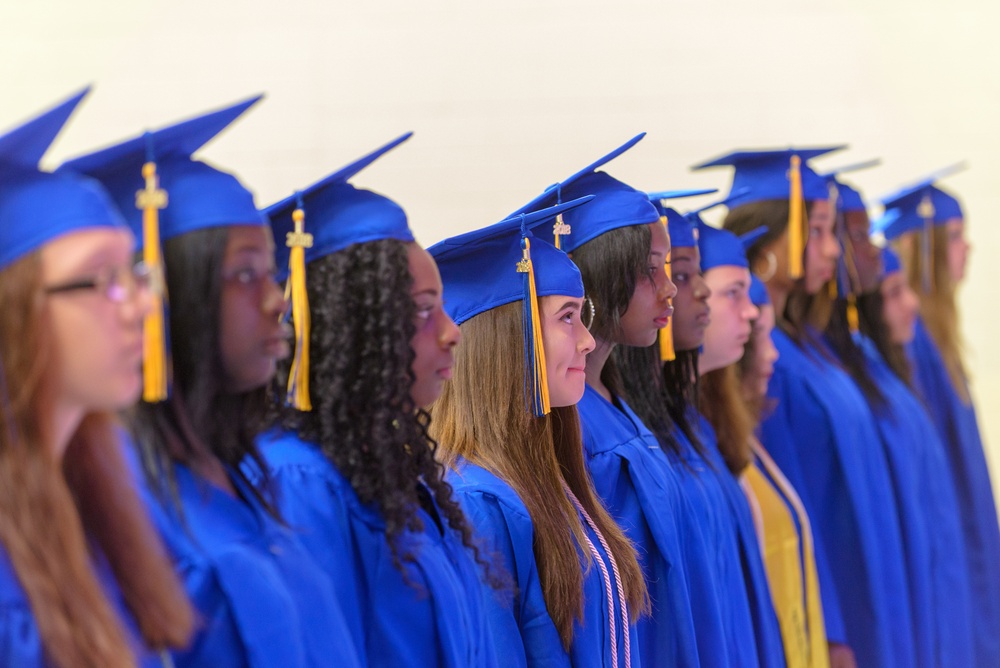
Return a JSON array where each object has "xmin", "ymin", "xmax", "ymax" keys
[
  {"xmin": 585, "ymin": 339, "xmax": 615, "ymax": 402},
  {"xmin": 50, "ymin": 401, "xmax": 85, "ymax": 463}
]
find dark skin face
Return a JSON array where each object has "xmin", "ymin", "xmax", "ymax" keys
[
  {"xmin": 669, "ymin": 246, "xmax": 711, "ymax": 351},
  {"xmin": 844, "ymin": 210, "xmax": 882, "ymax": 293}
]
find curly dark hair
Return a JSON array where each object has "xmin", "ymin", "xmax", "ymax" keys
[
  {"xmin": 129, "ymin": 226, "xmax": 275, "ymax": 516},
  {"xmin": 274, "ymin": 239, "xmax": 490, "ymax": 578}
]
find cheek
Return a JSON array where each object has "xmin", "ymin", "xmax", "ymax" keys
[{"xmin": 51, "ymin": 308, "xmax": 141, "ymax": 408}]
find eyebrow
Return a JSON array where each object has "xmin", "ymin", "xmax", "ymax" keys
[
  {"xmin": 411, "ymin": 288, "xmax": 439, "ymax": 298},
  {"xmin": 555, "ymin": 301, "xmax": 581, "ymax": 312}
]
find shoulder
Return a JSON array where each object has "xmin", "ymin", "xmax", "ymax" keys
[{"xmin": 448, "ymin": 462, "xmax": 533, "ymax": 527}]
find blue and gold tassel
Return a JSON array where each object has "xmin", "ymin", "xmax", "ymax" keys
[
  {"xmin": 787, "ymin": 155, "xmax": 805, "ymax": 280},
  {"xmin": 517, "ymin": 230, "xmax": 550, "ymax": 417},
  {"xmin": 135, "ymin": 136, "xmax": 169, "ymax": 402},
  {"xmin": 285, "ymin": 196, "xmax": 314, "ymax": 410}
]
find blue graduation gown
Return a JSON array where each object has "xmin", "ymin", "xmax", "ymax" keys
[
  {"xmin": 856, "ymin": 335, "xmax": 975, "ymax": 667},
  {"xmin": 908, "ymin": 317, "xmax": 1000, "ymax": 666},
  {"xmin": 0, "ymin": 544, "xmax": 168, "ymax": 668},
  {"xmin": 577, "ymin": 385, "xmax": 702, "ymax": 667},
  {"xmin": 693, "ymin": 414, "xmax": 786, "ymax": 668},
  {"xmin": 127, "ymin": 444, "xmax": 359, "ymax": 668},
  {"xmin": 258, "ymin": 429, "xmax": 497, "ymax": 668},
  {"xmin": 760, "ymin": 329, "xmax": 915, "ymax": 666},
  {"xmin": 449, "ymin": 460, "xmax": 639, "ymax": 668}
]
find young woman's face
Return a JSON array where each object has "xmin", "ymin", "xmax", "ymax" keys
[
  {"xmin": 407, "ymin": 244, "xmax": 460, "ymax": 409},
  {"xmin": 700, "ymin": 265, "xmax": 759, "ymax": 373},
  {"xmin": 41, "ymin": 227, "xmax": 151, "ymax": 413},
  {"xmin": 618, "ymin": 222, "xmax": 676, "ymax": 347},
  {"xmin": 669, "ymin": 246, "xmax": 711, "ymax": 351},
  {"xmin": 804, "ymin": 198, "xmax": 840, "ymax": 294},
  {"xmin": 944, "ymin": 218, "xmax": 970, "ymax": 284},
  {"xmin": 218, "ymin": 225, "xmax": 290, "ymax": 393},
  {"xmin": 844, "ymin": 210, "xmax": 882, "ymax": 293},
  {"xmin": 880, "ymin": 270, "xmax": 921, "ymax": 345},
  {"xmin": 540, "ymin": 294, "xmax": 596, "ymax": 408},
  {"xmin": 743, "ymin": 304, "xmax": 779, "ymax": 400}
]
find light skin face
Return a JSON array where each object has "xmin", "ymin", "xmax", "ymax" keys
[
  {"xmin": 700, "ymin": 265, "xmax": 759, "ymax": 374},
  {"xmin": 540, "ymin": 294, "xmax": 596, "ymax": 408},
  {"xmin": 407, "ymin": 243, "xmax": 460, "ymax": 409},
  {"xmin": 944, "ymin": 218, "xmax": 970, "ymax": 284},
  {"xmin": 218, "ymin": 225, "xmax": 291, "ymax": 393},
  {"xmin": 670, "ymin": 246, "xmax": 711, "ymax": 350},
  {"xmin": 803, "ymin": 198, "xmax": 840, "ymax": 294},
  {"xmin": 880, "ymin": 270, "xmax": 921, "ymax": 345},
  {"xmin": 743, "ymin": 304, "xmax": 779, "ymax": 400},
  {"xmin": 41, "ymin": 227, "xmax": 151, "ymax": 457},
  {"xmin": 844, "ymin": 210, "xmax": 882, "ymax": 293},
  {"xmin": 617, "ymin": 221, "xmax": 677, "ymax": 347}
]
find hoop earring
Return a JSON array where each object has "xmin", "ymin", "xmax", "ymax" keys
[
  {"xmin": 755, "ymin": 251, "xmax": 777, "ymax": 282},
  {"xmin": 582, "ymin": 297, "xmax": 596, "ymax": 331}
]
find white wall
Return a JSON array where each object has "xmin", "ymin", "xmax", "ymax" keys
[{"xmin": 3, "ymin": 0, "xmax": 998, "ymax": 491}]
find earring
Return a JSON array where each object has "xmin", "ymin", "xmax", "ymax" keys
[
  {"xmin": 756, "ymin": 251, "xmax": 777, "ymax": 282},
  {"xmin": 582, "ymin": 297, "xmax": 596, "ymax": 331}
]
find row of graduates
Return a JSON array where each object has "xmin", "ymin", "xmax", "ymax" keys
[{"xmin": 0, "ymin": 86, "xmax": 996, "ymax": 668}]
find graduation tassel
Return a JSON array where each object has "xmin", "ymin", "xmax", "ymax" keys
[
  {"xmin": 552, "ymin": 213, "xmax": 571, "ymax": 251},
  {"xmin": 517, "ymin": 234, "xmax": 550, "ymax": 417},
  {"xmin": 846, "ymin": 294, "xmax": 860, "ymax": 333},
  {"xmin": 918, "ymin": 194, "xmax": 935, "ymax": 294},
  {"xmin": 787, "ymin": 155, "xmax": 805, "ymax": 279},
  {"xmin": 285, "ymin": 201, "xmax": 314, "ymax": 410},
  {"xmin": 135, "ymin": 158, "xmax": 169, "ymax": 402},
  {"xmin": 658, "ymin": 214, "xmax": 676, "ymax": 362}
]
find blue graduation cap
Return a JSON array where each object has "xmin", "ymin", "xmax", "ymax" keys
[
  {"xmin": 430, "ymin": 196, "xmax": 594, "ymax": 417},
  {"xmin": 749, "ymin": 275, "xmax": 770, "ymax": 307},
  {"xmin": 263, "ymin": 132, "xmax": 413, "ymax": 411},
  {"xmin": 648, "ymin": 188, "xmax": 718, "ymax": 250},
  {"xmin": 267, "ymin": 132, "xmax": 413, "ymax": 278},
  {"xmin": 692, "ymin": 146, "xmax": 845, "ymax": 280},
  {"xmin": 57, "ymin": 95, "xmax": 265, "ymax": 403},
  {"xmin": 873, "ymin": 164, "xmax": 966, "ymax": 241},
  {"xmin": 507, "ymin": 134, "xmax": 660, "ymax": 252},
  {"xmin": 881, "ymin": 246, "xmax": 902, "ymax": 277},
  {"xmin": 819, "ymin": 158, "xmax": 880, "ymax": 214},
  {"xmin": 0, "ymin": 87, "xmax": 126, "ymax": 270},
  {"xmin": 58, "ymin": 94, "xmax": 266, "ymax": 243},
  {"xmin": 698, "ymin": 223, "xmax": 765, "ymax": 272}
]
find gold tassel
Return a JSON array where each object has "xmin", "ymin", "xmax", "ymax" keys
[
  {"xmin": 787, "ymin": 155, "xmax": 805, "ymax": 279},
  {"xmin": 846, "ymin": 294, "xmax": 860, "ymax": 333},
  {"xmin": 285, "ymin": 207, "xmax": 314, "ymax": 410},
  {"xmin": 658, "ymin": 214, "xmax": 676, "ymax": 362},
  {"xmin": 517, "ymin": 237, "xmax": 551, "ymax": 416},
  {"xmin": 135, "ymin": 162, "xmax": 169, "ymax": 402}
]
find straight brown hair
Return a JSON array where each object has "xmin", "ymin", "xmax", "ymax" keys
[
  {"xmin": 0, "ymin": 252, "xmax": 193, "ymax": 668},
  {"xmin": 431, "ymin": 302, "xmax": 648, "ymax": 649},
  {"xmin": 699, "ymin": 365, "xmax": 755, "ymax": 474}
]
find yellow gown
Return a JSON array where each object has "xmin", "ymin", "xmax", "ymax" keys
[{"xmin": 742, "ymin": 438, "xmax": 829, "ymax": 668}]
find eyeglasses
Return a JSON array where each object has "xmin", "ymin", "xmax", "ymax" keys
[{"xmin": 44, "ymin": 261, "xmax": 157, "ymax": 303}]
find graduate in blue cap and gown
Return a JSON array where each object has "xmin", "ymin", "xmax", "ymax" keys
[
  {"xmin": 820, "ymin": 171, "xmax": 976, "ymax": 667},
  {"xmin": 709, "ymin": 147, "xmax": 915, "ymax": 667},
  {"xmin": 874, "ymin": 173, "xmax": 1000, "ymax": 666},
  {"xmin": 735, "ymin": 276, "xmax": 830, "ymax": 668},
  {"xmin": 259, "ymin": 134, "xmax": 497, "ymax": 668},
  {"xmin": 58, "ymin": 97, "xmax": 359, "ymax": 668},
  {"xmin": 615, "ymin": 196, "xmax": 782, "ymax": 668},
  {"xmin": 430, "ymin": 196, "xmax": 650, "ymax": 668},
  {"xmin": 0, "ymin": 88, "xmax": 195, "ymax": 667},
  {"xmin": 512, "ymin": 134, "xmax": 719, "ymax": 667}
]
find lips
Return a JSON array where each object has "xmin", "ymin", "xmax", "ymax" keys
[{"xmin": 436, "ymin": 366, "xmax": 453, "ymax": 380}]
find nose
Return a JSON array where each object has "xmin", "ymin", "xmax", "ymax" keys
[
  {"xmin": 744, "ymin": 300, "xmax": 760, "ymax": 321},
  {"xmin": 262, "ymin": 274, "xmax": 289, "ymax": 318},
  {"xmin": 578, "ymin": 323, "xmax": 596, "ymax": 356},
  {"xmin": 694, "ymin": 274, "xmax": 712, "ymax": 301},
  {"xmin": 438, "ymin": 312, "xmax": 461, "ymax": 349},
  {"xmin": 826, "ymin": 234, "xmax": 842, "ymax": 260},
  {"xmin": 660, "ymin": 273, "xmax": 678, "ymax": 301}
]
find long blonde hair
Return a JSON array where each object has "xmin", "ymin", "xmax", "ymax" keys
[
  {"xmin": 899, "ymin": 225, "xmax": 970, "ymax": 402},
  {"xmin": 0, "ymin": 252, "xmax": 193, "ymax": 668},
  {"xmin": 431, "ymin": 302, "xmax": 648, "ymax": 649}
]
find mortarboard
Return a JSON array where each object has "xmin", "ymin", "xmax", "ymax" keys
[
  {"xmin": 0, "ymin": 87, "xmax": 126, "ymax": 270},
  {"xmin": 698, "ymin": 223, "xmax": 766, "ymax": 272},
  {"xmin": 749, "ymin": 275, "xmax": 770, "ymax": 307},
  {"xmin": 431, "ymin": 196, "xmax": 594, "ymax": 417},
  {"xmin": 692, "ymin": 146, "xmax": 845, "ymax": 279},
  {"xmin": 508, "ymin": 134, "xmax": 659, "ymax": 252},
  {"xmin": 264, "ymin": 132, "xmax": 413, "ymax": 410},
  {"xmin": 881, "ymin": 246, "xmax": 902, "ymax": 277},
  {"xmin": 58, "ymin": 95, "xmax": 266, "ymax": 402}
]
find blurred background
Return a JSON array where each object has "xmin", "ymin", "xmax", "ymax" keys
[{"xmin": 3, "ymin": 0, "xmax": 997, "ymax": 498}]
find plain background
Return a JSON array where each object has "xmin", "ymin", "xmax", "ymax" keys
[{"xmin": 3, "ymin": 0, "xmax": 997, "ymax": 500}]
